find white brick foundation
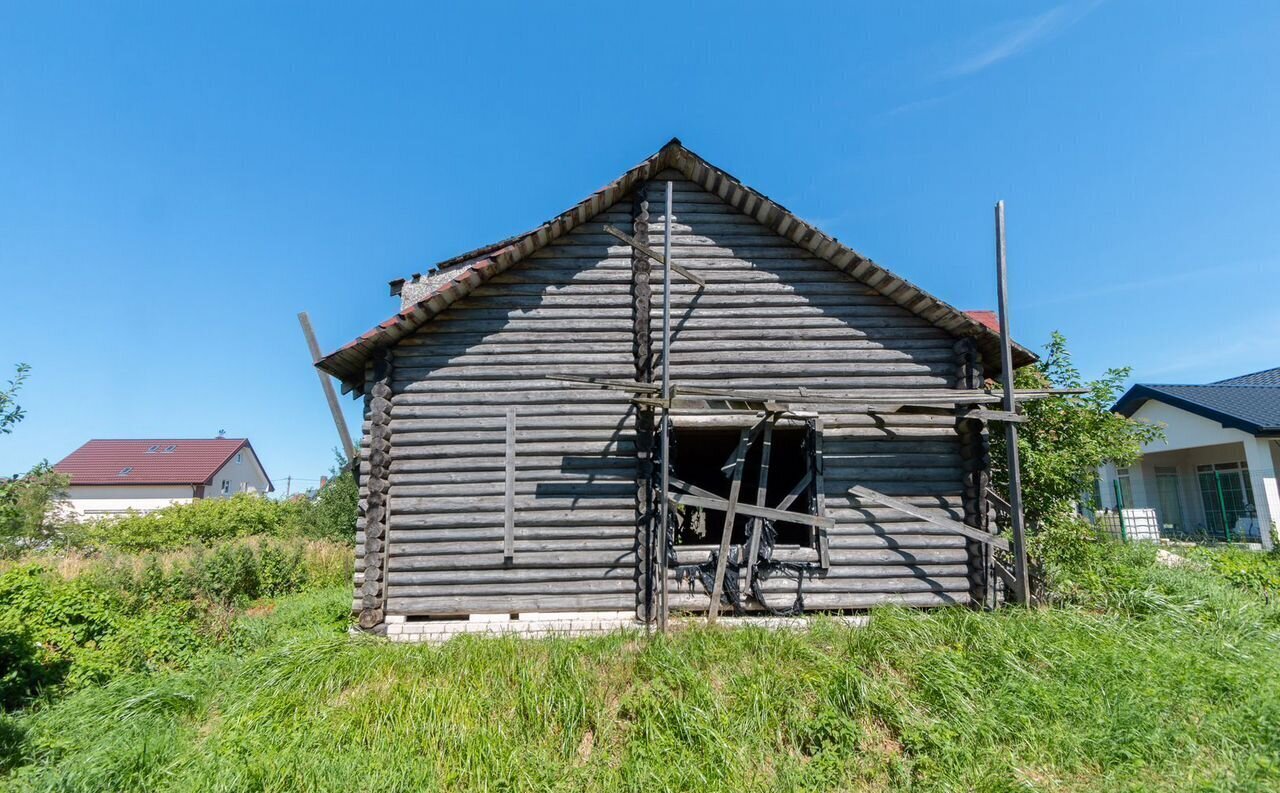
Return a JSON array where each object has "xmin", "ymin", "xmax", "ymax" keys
[{"xmin": 379, "ymin": 612, "xmax": 868, "ymax": 643}]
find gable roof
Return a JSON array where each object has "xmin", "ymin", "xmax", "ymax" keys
[
  {"xmin": 1113, "ymin": 374, "xmax": 1280, "ymax": 437},
  {"xmin": 1214, "ymin": 366, "xmax": 1280, "ymax": 387},
  {"xmin": 317, "ymin": 138, "xmax": 1037, "ymax": 390},
  {"xmin": 53, "ymin": 438, "xmax": 273, "ymax": 490}
]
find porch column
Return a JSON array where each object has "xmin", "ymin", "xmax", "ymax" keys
[{"xmin": 1243, "ymin": 438, "xmax": 1278, "ymax": 550}]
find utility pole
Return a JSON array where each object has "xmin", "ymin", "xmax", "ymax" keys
[{"xmin": 995, "ymin": 201, "xmax": 1031, "ymax": 605}]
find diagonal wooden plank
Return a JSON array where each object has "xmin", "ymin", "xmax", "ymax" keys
[
  {"xmin": 848, "ymin": 485, "xmax": 1010, "ymax": 551},
  {"xmin": 602, "ymin": 225, "xmax": 707, "ymax": 287},
  {"xmin": 668, "ymin": 492, "xmax": 835, "ymax": 530}
]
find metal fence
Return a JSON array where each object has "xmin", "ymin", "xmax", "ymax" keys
[{"xmin": 1091, "ymin": 464, "xmax": 1276, "ymax": 545}]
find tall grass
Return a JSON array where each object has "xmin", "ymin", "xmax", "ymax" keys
[{"xmin": 4, "ymin": 544, "xmax": 1280, "ymax": 792}]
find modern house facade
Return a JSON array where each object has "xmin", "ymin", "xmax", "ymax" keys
[
  {"xmin": 1099, "ymin": 368, "xmax": 1280, "ymax": 549},
  {"xmin": 53, "ymin": 438, "xmax": 273, "ymax": 519},
  {"xmin": 318, "ymin": 139, "xmax": 1036, "ymax": 634}
]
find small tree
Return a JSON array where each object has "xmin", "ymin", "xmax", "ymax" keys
[
  {"xmin": 310, "ymin": 450, "xmax": 357, "ymax": 542},
  {"xmin": 1, "ymin": 363, "xmax": 31, "ymax": 436},
  {"xmin": 0, "ymin": 463, "xmax": 71, "ymax": 557},
  {"xmin": 991, "ymin": 332, "xmax": 1163, "ymax": 564}
]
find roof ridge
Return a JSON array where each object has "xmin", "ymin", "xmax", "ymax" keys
[{"xmin": 319, "ymin": 138, "xmax": 1037, "ymax": 390}]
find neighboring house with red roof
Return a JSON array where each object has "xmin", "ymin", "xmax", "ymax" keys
[
  {"xmin": 1098, "ymin": 367, "xmax": 1280, "ymax": 549},
  {"xmin": 52, "ymin": 438, "xmax": 272, "ymax": 519}
]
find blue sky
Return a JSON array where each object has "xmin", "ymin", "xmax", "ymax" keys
[{"xmin": 2, "ymin": 1, "xmax": 1278, "ymax": 485}]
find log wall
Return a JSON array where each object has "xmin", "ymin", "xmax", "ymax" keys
[{"xmin": 359, "ymin": 171, "xmax": 977, "ymax": 620}]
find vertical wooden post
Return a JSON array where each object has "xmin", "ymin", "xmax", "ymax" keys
[
  {"xmin": 708, "ymin": 426, "xmax": 753, "ymax": 624},
  {"xmin": 297, "ymin": 312, "xmax": 357, "ymax": 465},
  {"xmin": 630, "ymin": 191, "xmax": 655, "ymax": 625},
  {"xmin": 504, "ymin": 407, "xmax": 516, "ymax": 561},
  {"xmin": 657, "ymin": 180, "xmax": 674, "ymax": 633},
  {"xmin": 995, "ymin": 201, "xmax": 1031, "ymax": 606},
  {"xmin": 743, "ymin": 420, "xmax": 774, "ymax": 592}
]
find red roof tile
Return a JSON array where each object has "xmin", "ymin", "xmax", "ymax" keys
[
  {"xmin": 53, "ymin": 439, "xmax": 267, "ymax": 487},
  {"xmin": 965, "ymin": 310, "xmax": 1001, "ymax": 333}
]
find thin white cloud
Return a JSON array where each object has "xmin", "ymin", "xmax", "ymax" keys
[
  {"xmin": 947, "ymin": 2, "xmax": 1099, "ymax": 78},
  {"xmin": 1021, "ymin": 259, "xmax": 1268, "ymax": 309}
]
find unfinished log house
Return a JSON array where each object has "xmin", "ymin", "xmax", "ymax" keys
[{"xmin": 317, "ymin": 139, "xmax": 1036, "ymax": 632}]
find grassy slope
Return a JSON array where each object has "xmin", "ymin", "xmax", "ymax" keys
[{"xmin": 4, "ymin": 548, "xmax": 1280, "ymax": 792}]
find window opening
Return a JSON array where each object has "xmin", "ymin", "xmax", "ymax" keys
[{"xmin": 669, "ymin": 426, "xmax": 814, "ymax": 547}]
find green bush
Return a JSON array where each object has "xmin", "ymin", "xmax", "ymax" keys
[
  {"xmin": 86, "ymin": 495, "xmax": 294, "ymax": 552},
  {"xmin": 82, "ymin": 470, "xmax": 357, "ymax": 554},
  {"xmin": 0, "ymin": 627, "xmax": 58, "ymax": 711},
  {"xmin": 0, "ymin": 538, "xmax": 351, "ymax": 706},
  {"xmin": 1185, "ymin": 546, "xmax": 1280, "ymax": 597}
]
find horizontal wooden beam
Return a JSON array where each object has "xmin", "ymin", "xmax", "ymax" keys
[
  {"xmin": 669, "ymin": 491, "xmax": 836, "ymax": 529},
  {"xmin": 961, "ymin": 408, "xmax": 1025, "ymax": 423},
  {"xmin": 848, "ymin": 485, "xmax": 1010, "ymax": 551},
  {"xmin": 602, "ymin": 225, "xmax": 707, "ymax": 287}
]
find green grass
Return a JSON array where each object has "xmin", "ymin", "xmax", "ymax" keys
[{"xmin": 3, "ymin": 545, "xmax": 1280, "ymax": 792}]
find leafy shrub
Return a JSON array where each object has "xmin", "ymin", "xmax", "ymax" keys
[
  {"xmin": 87, "ymin": 494, "xmax": 294, "ymax": 552},
  {"xmin": 0, "ymin": 463, "xmax": 71, "ymax": 559},
  {"xmin": 196, "ymin": 544, "xmax": 261, "ymax": 607},
  {"xmin": 0, "ymin": 538, "xmax": 351, "ymax": 706},
  {"xmin": 0, "ymin": 627, "xmax": 58, "ymax": 711},
  {"xmin": 82, "ymin": 470, "xmax": 357, "ymax": 554},
  {"xmin": 307, "ymin": 467, "xmax": 357, "ymax": 542},
  {"xmin": 258, "ymin": 544, "xmax": 305, "ymax": 597},
  {"xmin": 1185, "ymin": 546, "xmax": 1280, "ymax": 597}
]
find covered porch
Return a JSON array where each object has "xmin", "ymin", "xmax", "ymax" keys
[{"xmin": 1100, "ymin": 437, "xmax": 1279, "ymax": 547}]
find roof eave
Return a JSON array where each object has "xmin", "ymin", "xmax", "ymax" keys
[
  {"xmin": 1114, "ymin": 385, "xmax": 1274, "ymax": 437},
  {"xmin": 317, "ymin": 138, "xmax": 1038, "ymax": 390}
]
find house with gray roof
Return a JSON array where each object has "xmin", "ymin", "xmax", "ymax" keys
[{"xmin": 1099, "ymin": 367, "xmax": 1280, "ymax": 549}]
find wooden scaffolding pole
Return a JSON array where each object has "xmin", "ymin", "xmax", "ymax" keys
[
  {"xmin": 297, "ymin": 311, "xmax": 357, "ymax": 466},
  {"xmin": 995, "ymin": 201, "xmax": 1032, "ymax": 605},
  {"xmin": 657, "ymin": 180, "xmax": 673, "ymax": 633}
]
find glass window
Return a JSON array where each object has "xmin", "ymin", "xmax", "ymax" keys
[
  {"xmin": 1196, "ymin": 462, "xmax": 1253, "ymax": 540},
  {"xmin": 1115, "ymin": 468, "xmax": 1133, "ymax": 509}
]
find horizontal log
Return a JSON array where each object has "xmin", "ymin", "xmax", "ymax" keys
[
  {"xmin": 389, "ymin": 348, "xmax": 957, "ymax": 370},
  {"xmin": 665, "ymin": 590, "xmax": 966, "ymax": 612},
  {"xmin": 389, "ymin": 567, "xmax": 638, "ymax": 586},
  {"xmin": 390, "ymin": 459, "xmax": 634, "ymax": 477},
  {"xmin": 390, "ymin": 496, "xmax": 634, "ymax": 514},
  {"xmin": 407, "ymin": 325, "xmax": 950, "ymax": 342},
  {"xmin": 387, "ymin": 538, "xmax": 633, "ymax": 557},
  {"xmin": 389, "ymin": 441, "xmax": 635, "ymax": 459},
  {"xmin": 390, "ymin": 550, "xmax": 637, "ymax": 572},
  {"xmin": 392, "ymin": 481, "xmax": 636, "ymax": 498},
  {"xmin": 392, "ymin": 510, "xmax": 633, "ymax": 529},
  {"xmin": 388, "ymin": 526, "xmax": 636, "ymax": 544},
  {"xmin": 388, "ymin": 427, "xmax": 635, "ymax": 445},
  {"xmin": 388, "ymin": 579, "xmax": 636, "ymax": 599},
  {"xmin": 388, "ymin": 593, "xmax": 633, "ymax": 615}
]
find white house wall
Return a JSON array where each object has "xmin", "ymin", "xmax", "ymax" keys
[
  {"xmin": 208, "ymin": 448, "xmax": 272, "ymax": 497},
  {"xmin": 1130, "ymin": 400, "xmax": 1255, "ymax": 453},
  {"xmin": 64, "ymin": 484, "xmax": 196, "ymax": 519}
]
